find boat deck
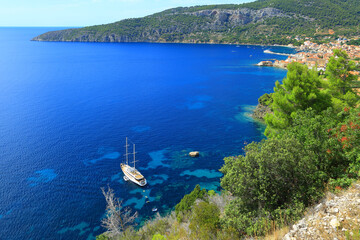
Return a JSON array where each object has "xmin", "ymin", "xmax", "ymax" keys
[
  {"xmin": 121, "ymin": 164, "xmax": 144, "ymax": 180},
  {"xmin": 127, "ymin": 168, "xmax": 144, "ymax": 180}
]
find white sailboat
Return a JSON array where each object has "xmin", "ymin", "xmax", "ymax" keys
[{"xmin": 120, "ymin": 137, "xmax": 147, "ymax": 187}]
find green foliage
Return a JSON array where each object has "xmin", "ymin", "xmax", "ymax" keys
[
  {"xmin": 189, "ymin": 201, "xmax": 220, "ymax": 239},
  {"xmin": 348, "ymin": 39, "xmax": 360, "ymax": 46},
  {"xmin": 221, "ymin": 137, "xmax": 323, "ymax": 209},
  {"xmin": 258, "ymin": 93, "xmax": 273, "ymax": 106},
  {"xmin": 220, "ymin": 64, "xmax": 360, "ymax": 236},
  {"xmin": 139, "ymin": 218, "xmax": 171, "ymax": 239},
  {"xmin": 265, "ymin": 62, "xmax": 331, "ymax": 136},
  {"xmin": 220, "ymin": 136, "xmax": 324, "ymax": 235},
  {"xmin": 96, "ymin": 234, "xmax": 110, "ymax": 240},
  {"xmin": 327, "ymin": 107, "xmax": 360, "ymax": 187},
  {"xmin": 174, "ymin": 185, "xmax": 206, "ymax": 219},
  {"xmin": 286, "ymin": 109, "xmax": 343, "ymax": 177},
  {"xmin": 35, "ymin": 0, "xmax": 360, "ymax": 45},
  {"xmin": 207, "ymin": 190, "xmax": 216, "ymax": 196},
  {"xmin": 345, "ymin": 228, "xmax": 360, "ymax": 240},
  {"xmin": 152, "ymin": 233, "xmax": 166, "ymax": 240},
  {"xmin": 326, "ymin": 49, "xmax": 357, "ymax": 97},
  {"xmin": 322, "ymin": 50, "xmax": 360, "ymax": 113},
  {"xmin": 329, "ymin": 177, "xmax": 354, "ymax": 189}
]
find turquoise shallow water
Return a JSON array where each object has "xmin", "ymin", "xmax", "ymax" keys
[{"xmin": 0, "ymin": 27, "xmax": 293, "ymax": 239}]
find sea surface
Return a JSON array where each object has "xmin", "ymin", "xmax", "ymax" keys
[{"xmin": 0, "ymin": 27, "xmax": 294, "ymax": 239}]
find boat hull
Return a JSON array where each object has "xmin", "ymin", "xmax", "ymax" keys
[{"xmin": 121, "ymin": 164, "xmax": 147, "ymax": 187}]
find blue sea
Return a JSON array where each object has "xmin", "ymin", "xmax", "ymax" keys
[{"xmin": 0, "ymin": 27, "xmax": 293, "ymax": 239}]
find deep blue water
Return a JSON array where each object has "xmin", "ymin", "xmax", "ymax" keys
[{"xmin": 0, "ymin": 27, "xmax": 293, "ymax": 239}]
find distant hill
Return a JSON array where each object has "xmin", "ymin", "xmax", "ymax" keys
[{"xmin": 32, "ymin": 0, "xmax": 360, "ymax": 45}]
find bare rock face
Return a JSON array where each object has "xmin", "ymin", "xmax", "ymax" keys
[
  {"xmin": 282, "ymin": 182, "xmax": 360, "ymax": 240},
  {"xmin": 189, "ymin": 8, "xmax": 287, "ymax": 25}
]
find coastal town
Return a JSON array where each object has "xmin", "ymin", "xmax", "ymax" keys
[{"xmin": 258, "ymin": 39, "xmax": 360, "ymax": 77}]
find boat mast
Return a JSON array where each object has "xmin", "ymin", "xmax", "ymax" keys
[
  {"xmin": 133, "ymin": 144, "xmax": 137, "ymax": 168},
  {"xmin": 125, "ymin": 137, "xmax": 129, "ymax": 165}
]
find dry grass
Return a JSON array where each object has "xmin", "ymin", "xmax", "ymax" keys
[{"xmin": 264, "ymin": 226, "xmax": 290, "ymax": 240}]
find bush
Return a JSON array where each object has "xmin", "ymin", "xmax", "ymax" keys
[
  {"xmin": 174, "ymin": 185, "xmax": 206, "ymax": 219},
  {"xmin": 327, "ymin": 106, "xmax": 360, "ymax": 188},
  {"xmin": 208, "ymin": 190, "xmax": 216, "ymax": 196},
  {"xmin": 220, "ymin": 136, "xmax": 324, "ymax": 235},
  {"xmin": 96, "ymin": 234, "xmax": 110, "ymax": 240},
  {"xmin": 138, "ymin": 218, "xmax": 170, "ymax": 239},
  {"xmin": 152, "ymin": 233, "xmax": 166, "ymax": 240},
  {"xmin": 258, "ymin": 93, "xmax": 273, "ymax": 106},
  {"xmin": 189, "ymin": 201, "xmax": 220, "ymax": 239}
]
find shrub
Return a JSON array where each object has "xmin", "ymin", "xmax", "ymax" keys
[
  {"xmin": 174, "ymin": 185, "xmax": 206, "ymax": 219},
  {"xmin": 220, "ymin": 137, "xmax": 324, "ymax": 235},
  {"xmin": 152, "ymin": 233, "xmax": 166, "ymax": 240},
  {"xmin": 208, "ymin": 190, "xmax": 216, "ymax": 197},
  {"xmin": 189, "ymin": 201, "xmax": 220, "ymax": 239},
  {"xmin": 258, "ymin": 93, "xmax": 273, "ymax": 106},
  {"xmin": 96, "ymin": 234, "xmax": 110, "ymax": 240}
]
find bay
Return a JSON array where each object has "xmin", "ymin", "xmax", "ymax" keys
[{"xmin": 0, "ymin": 27, "xmax": 292, "ymax": 239}]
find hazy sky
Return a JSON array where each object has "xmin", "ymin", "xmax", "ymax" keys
[{"xmin": 0, "ymin": 0, "xmax": 252, "ymax": 27}]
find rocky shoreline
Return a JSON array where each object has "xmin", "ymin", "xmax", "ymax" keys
[{"xmin": 251, "ymin": 103, "xmax": 272, "ymax": 120}]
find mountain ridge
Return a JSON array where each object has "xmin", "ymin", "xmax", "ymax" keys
[{"xmin": 32, "ymin": 0, "xmax": 360, "ymax": 45}]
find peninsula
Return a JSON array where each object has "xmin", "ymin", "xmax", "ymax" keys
[{"xmin": 32, "ymin": 0, "xmax": 360, "ymax": 45}]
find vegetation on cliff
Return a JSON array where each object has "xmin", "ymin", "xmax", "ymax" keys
[
  {"xmin": 97, "ymin": 50, "xmax": 360, "ymax": 239},
  {"xmin": 219, "ymin": 50, "xmax": 360, "ymax": 238},
  {"xmin": 33, "ymin": 0, "xmax": 360, "ymax": 45}
]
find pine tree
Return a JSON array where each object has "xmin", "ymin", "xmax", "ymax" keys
[
  {"xmin": 265, "ymin": 62, "xmax": 330, "ymax": 136},
  {"xmin": 326, "ymin": 49, "xmax": 357, "ymax": 95}
]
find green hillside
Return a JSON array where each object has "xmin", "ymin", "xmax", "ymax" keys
[{"xmin": 33, "ymin": 0, "xmax": 360, "ymax": 45}]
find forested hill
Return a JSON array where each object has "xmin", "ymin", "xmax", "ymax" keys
[{"xmin": 33, "ymin": 0, "xmax": 360, "ymax": 45}]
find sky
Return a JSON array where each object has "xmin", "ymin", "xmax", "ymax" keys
[{"xmin": 0, "ymin": 0, "xmax": 252, "ymax": 27}]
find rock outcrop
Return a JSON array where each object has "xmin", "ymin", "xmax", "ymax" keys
[
  {"xmin": 251, "ymin": 104, "xmax": 272, "ymax": 120},
  {"xmin": 187, "ymin": 8, "xmax": 287, "ymax": 26},
  {"xmin": 283, "ymin": 182, "xmax": 360, "ymax": 240}
]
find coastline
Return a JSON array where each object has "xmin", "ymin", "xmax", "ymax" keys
[{"xmin": 31, "ymin": 35, "xmax": 297, "ymax": 49}]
